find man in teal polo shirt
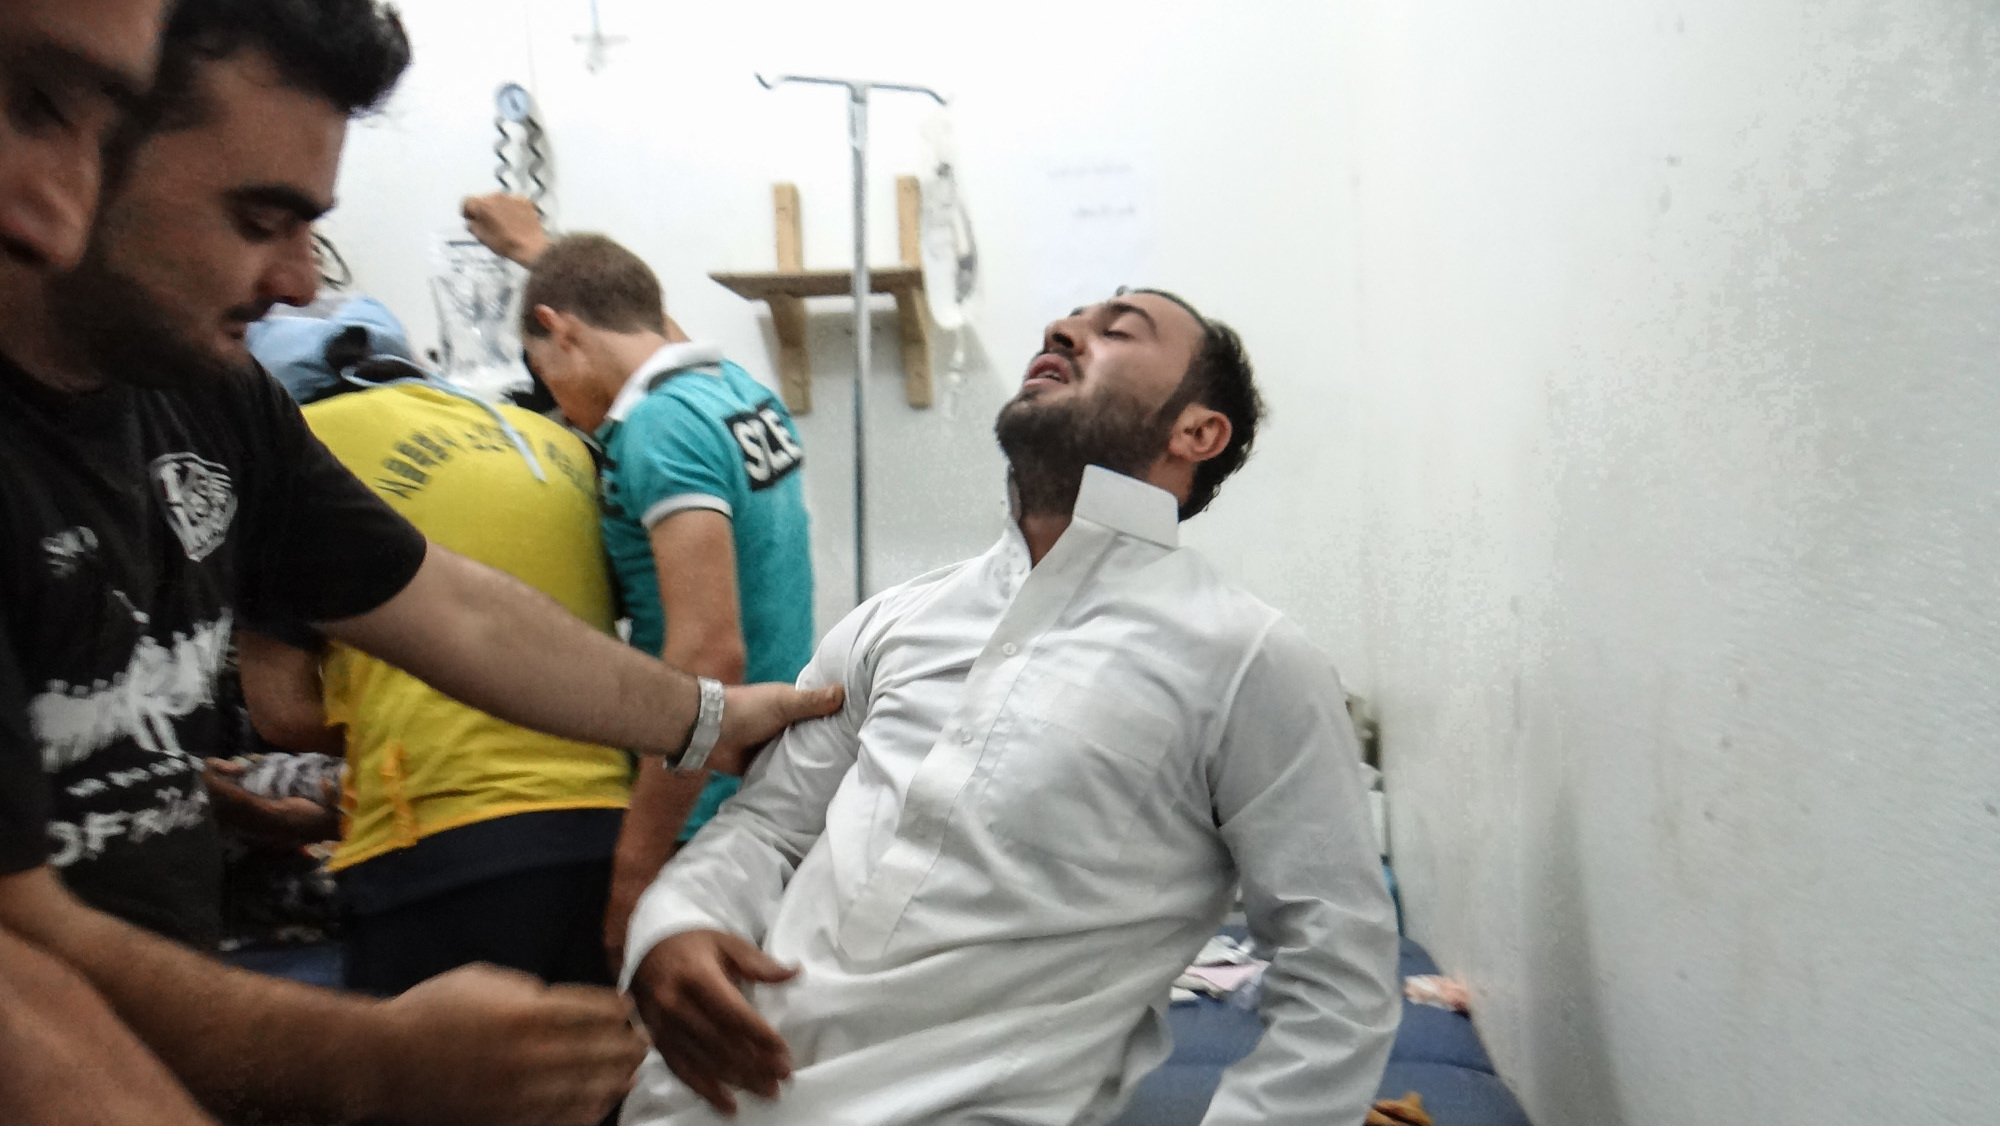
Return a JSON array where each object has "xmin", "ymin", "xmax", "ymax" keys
[{"xmin": 513, "ymin": 231, "xmax": 814, "ymax": 969}]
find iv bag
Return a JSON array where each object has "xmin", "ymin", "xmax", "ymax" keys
[
  {"xmin": 918, "ymin": 112, "xmax": 978, "ymax": 331},
  {"xmin": 429, "ymin": 236, "xmax": 528, "ymax": 401}
]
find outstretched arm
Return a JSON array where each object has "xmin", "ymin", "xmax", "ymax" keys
[
  {"xmin": 0, "ymin": 921, "xmax": 216, "ymax": 1126},
  {"xmin": 1202, "ymin": 621, "xmax": 1402, "ymax": 1126},
  {"xmin": 605, "ymin": 510, "xmax": 750, "ymax": 969},
  {"xmin": 622, "ymin": 604, "xmax": 876, "ymax": 1115},
  {"xmin": 0, "ymin": 865, "xmax": 643, "ymax": 1126},
  {"xmin": 324, "ymin": 542, "xmax": 839, "ymax": 774}
]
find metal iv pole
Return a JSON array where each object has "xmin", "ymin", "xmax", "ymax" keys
[{"xmin": 756, "ymin": 73, "xmax": 947, "ymax": 605}]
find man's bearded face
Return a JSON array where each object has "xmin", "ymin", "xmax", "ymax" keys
[
  {"xmin": 0, "ymin": 0, "xmax": 162, "ymax": 274},
  {"xmin": 994, "ymin": 348, "xmax": 1177, "ymax": 516},
  {"xmin": 47, "ymin": 240, "xmax": 257, "ymax": 389},
  {"xmin": 45, "ymin": 48, "xmax": 343, "ymax": 390},
  {"xmin": 993, "ymin": 293, "xmax": 1205, "ymax": 517}
]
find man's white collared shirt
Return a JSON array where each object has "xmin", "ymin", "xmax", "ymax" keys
[{"xmin": 622, "ymin": 467, "xmax": 1400, "ymax": 1126}]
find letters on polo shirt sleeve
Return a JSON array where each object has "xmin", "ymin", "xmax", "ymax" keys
[{"xmin": 722, "ymin": 404, "xmax": 804, "ymax": 492}]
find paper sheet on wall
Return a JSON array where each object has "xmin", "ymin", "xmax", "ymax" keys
[{"xmin": 1028, "ymin": 155, "xmax": 1158, "ymax": 322}]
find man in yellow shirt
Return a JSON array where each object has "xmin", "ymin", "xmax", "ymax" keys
[{"xmin": 243, "ymin": 334, "xmax": 634, "ymax": 992}]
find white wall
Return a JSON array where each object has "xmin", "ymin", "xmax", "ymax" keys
[
  {"xmin": 323, "ymin": 2, "xmax": 2000, "ymax": 1124},
  {"xmin": 1322, "ymin": 2, "xmax": 2000, "ymax": 1124},
  {"xmin": 322, "ymin": 0, "xmax": 1351, "ymax": 636}
]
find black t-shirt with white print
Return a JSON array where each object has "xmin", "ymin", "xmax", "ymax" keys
[{"xmin": 0, "ymin": 351, "xmax": 427, "ymax": 948}]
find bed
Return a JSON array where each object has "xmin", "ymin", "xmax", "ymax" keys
[{"xmin": 1106, "ymin": 930, "xmax": 1532, "ymax": 1126}]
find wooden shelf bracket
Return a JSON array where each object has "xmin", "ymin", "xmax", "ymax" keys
[{"xmin": 710, "ymin": 179, "xmax": 933, "ymax": 415}]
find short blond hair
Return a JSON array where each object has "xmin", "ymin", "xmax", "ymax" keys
[{"xmin": 521, "ymin": 234, "xmax": 666, "ymax": 337}]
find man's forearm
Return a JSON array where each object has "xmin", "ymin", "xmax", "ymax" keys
[
  {"xmin": 329, "ymin": 545, "xmax": 701, "ymax": 758},
  {"xmin": 1, "ymin": 866, "xmax": 650, "ymax": 1126},
  {"xmin": 620, "ymin": 720, "xmax": 859, "ymax": 986},
  {"xmin": 0, "ymin": 869, "xmax": 396, "ymax": 1122},
  {"xmin": 0, "ymin": 921, "xmax": 216, "ymax": 1126},
  {"xmin": 606, "ymin": 606, "xmax": 749, "ymax": 963},
  {"xmin": 237, "ymin": 628, "xmax": 342, "ymax": 755},
  {"xmin": 605, "ymin": 766, "xmax": 706, "ymax": 960}
]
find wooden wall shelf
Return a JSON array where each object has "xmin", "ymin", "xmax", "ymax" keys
[
  {"xmin": 710, "ymin": 267, "xmax": 922, "ymax": 301},
  {"xmin": 709, "ymin": 178, "xmax": 932, "ymax": 414}
]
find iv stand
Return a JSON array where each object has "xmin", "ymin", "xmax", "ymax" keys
[{"xmin": 756, "ymin": 73, "xmax": 947, "ymax": 606}]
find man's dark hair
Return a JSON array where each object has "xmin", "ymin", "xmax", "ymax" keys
[
  {"xmin": 521, "ymin": 234, "xmax": 668, "ymax": 338},
  {"xmin": 1127, "ymin": 288, "xmax": 1265, "ymax": 519},
  {"xmin": 143, "ymin": 0, "xmax": 411, "ymax": 133}
]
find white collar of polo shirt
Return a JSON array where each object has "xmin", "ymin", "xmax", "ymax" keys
[
  {"xmin": 604, "ymin": 340, "xmax": 727, "ymax": 425},
  {"xmin": 1070, "ymin": 465, "xmax": 1180, "ymax": 548}
]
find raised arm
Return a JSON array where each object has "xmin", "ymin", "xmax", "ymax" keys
[
  {"xmin": 1202, "ymin": 621, "xmax": 1402, "ymax": 1126},
  {"xmin": 461, "ymin": 192, "xmax": 550, "ymax": 267},
  {"xmin": 324, "ymin": 542, "xmax": 839, "ymax": 773},
  {"xmin": 620, "ymin": 606, "xmax": 875, "ymax": 1115}
]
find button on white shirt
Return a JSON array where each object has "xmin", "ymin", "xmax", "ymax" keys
[{"xmin": 622, "ymin": 467, "xmax": 1400, "ymax": 1126}]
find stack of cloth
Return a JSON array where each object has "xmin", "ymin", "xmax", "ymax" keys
[{"xmin": 1170, "ymin": 933, "xmax": 1267, "ymax": 1005}]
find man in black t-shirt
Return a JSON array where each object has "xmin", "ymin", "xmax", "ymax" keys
[
  {"xmin": 0, "ymin": 337, "xmax": 426, "ymax": 947},
  {"xmin": 0, "ymin": 6, "xmax": 230, "ymax": 1125},
  {"xmin": 0, "ymin": 3, "xmax": 839, "ymax": 1125}
]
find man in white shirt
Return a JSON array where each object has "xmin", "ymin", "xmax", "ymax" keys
[{"xmin": 623, "ymin": 288, "xmax": 1401, "ymax": 1126}]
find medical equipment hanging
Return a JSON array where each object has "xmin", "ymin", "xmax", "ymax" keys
[
  {"xmin": 493, "ymin": 82, "xmax": 551, "ymax": 216},
  {"xmin": 917, "ymin": 113, "xmax": 979, "ymax": 418},
  {"xmin": 430, "ymin": 237, "xmax": 523, "ymax": 391},
  {"xmin": 575, "ymin": 0, "xmax": 626, "ymax": 73},
  {"xmin": 752, "ymin": 73, "xmax": 947, "ymax": 605}
]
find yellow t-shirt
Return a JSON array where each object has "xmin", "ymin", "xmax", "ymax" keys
[{"xmin": 302, "ymin": 385, "xmax": 630, "ymax": 871}]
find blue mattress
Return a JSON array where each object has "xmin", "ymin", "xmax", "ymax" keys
[{"xmin": 1106, "ymin": 937, "xmax": 1531, "ymax": 1126}]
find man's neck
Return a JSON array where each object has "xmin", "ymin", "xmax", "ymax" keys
[
  {"xmin": 606, "ymin": 332, "xmax": 673, "ymax": 389},
  {"xmin": 0, "ymin": 284, "xmax": 103, "ymax": 393},
  {"xmin": 1009, "ymin": 461, "xmax": 1188, "ymax": 565},
  {"xmin": 1015, "ymin": 511, "xmax": 1072, "ymax": 566},
  {"xmin": 569, "ymin": 330, "xmax": 674, "ymax": 431}
]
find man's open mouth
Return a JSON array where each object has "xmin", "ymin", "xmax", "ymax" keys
[{"xmin": 1023, "ymin": 353, "xmax": 1075, "ymax": 387}]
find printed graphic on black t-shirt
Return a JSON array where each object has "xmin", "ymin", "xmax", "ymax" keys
[
  {"xmin": 726, "ymin": 403, "xmax": 805, "ymax": 491},
  {"xmin": 152, "ymin": 453, "xmax": 239, "ymax": 561},
  {"xmin": 0, "ymin": 355, "xmax": 428, "ymax": 948}
]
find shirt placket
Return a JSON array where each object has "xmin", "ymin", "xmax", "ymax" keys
[{"xmin": 837, "ymin": 522, "xmax": 1120, "ymax": 962}]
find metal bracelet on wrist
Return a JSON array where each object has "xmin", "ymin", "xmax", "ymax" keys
[{"xmin": 671, "ymin": 676, "xmax": 725, "ymax": 774}]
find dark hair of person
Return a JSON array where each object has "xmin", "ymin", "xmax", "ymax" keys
[
  {"xmin": 322, "ymin": 324, "xmax": 373, "ymax": 376},
  {"xmin": 141, "ymin": 0, "xmax": 412, "ymax": 134},
  {"xmin": 510, "ymin": 349, "xmax": 560, "ymax": 414},
  {"xmin": 520, "ymin": 234, "xmax": 669, "ymax": 339},
  {"xmin": 287, "ymin": 329, "xmax": 408, "ymax": 405},
  {"xmin": 1126, "ymin": 288, "xmax": 1265, "ymax": 519}
]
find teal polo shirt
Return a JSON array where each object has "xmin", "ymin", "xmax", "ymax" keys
[{"xmin": 596, "ymin": 342, "xmax": 815, "ymax": 838}]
